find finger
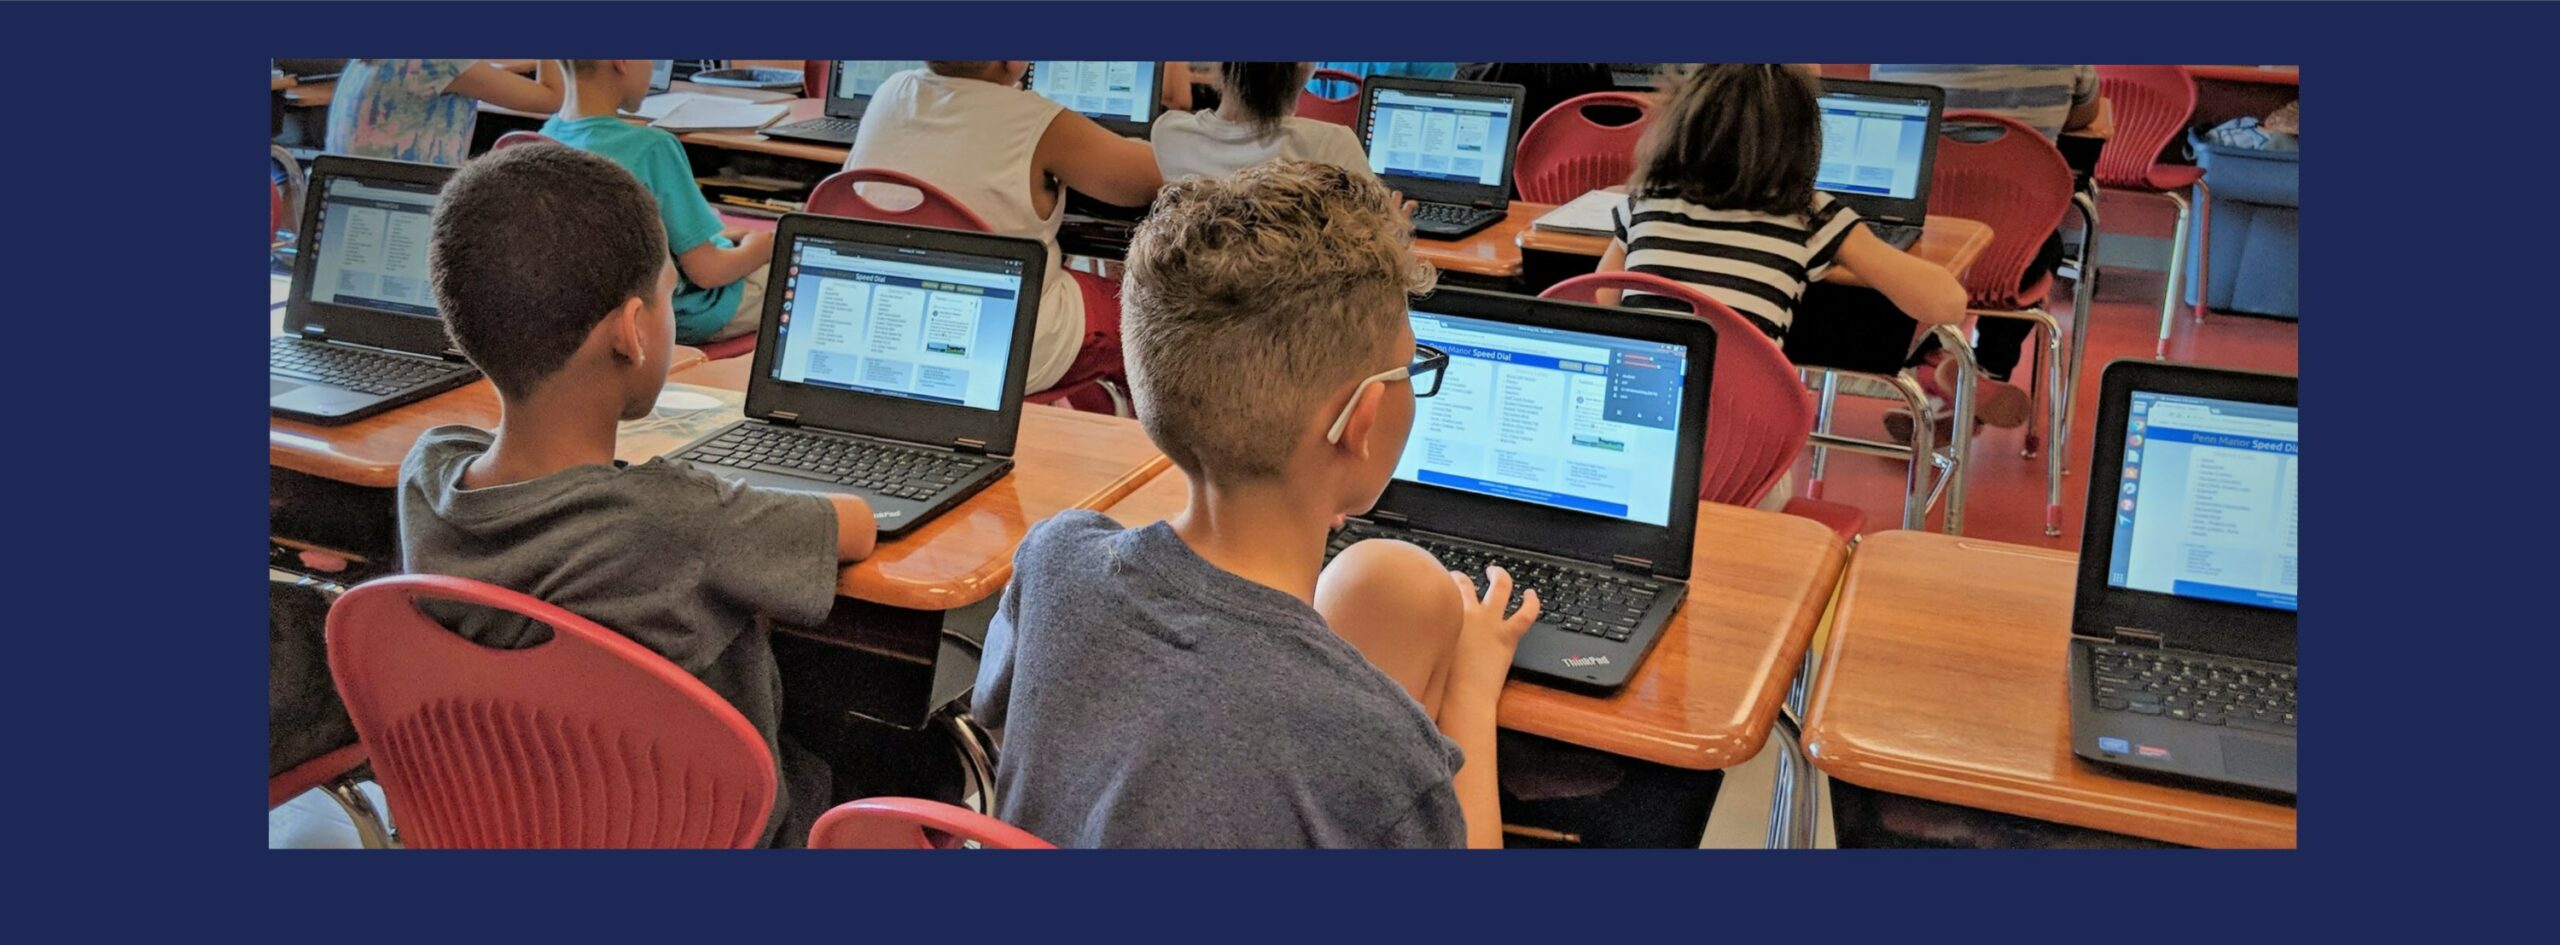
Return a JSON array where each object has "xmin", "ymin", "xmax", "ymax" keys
[
  {"xmin": 1448, "ymin": 570, "xmax": 1477, "ymax": 601},
  {"xmin": 1482, "ymin": 565, "xmax": 1512, "ymax": 606},
  {"xmin": 1508, "ymin": 588, "xmax": 1541, "ymax": 629}
]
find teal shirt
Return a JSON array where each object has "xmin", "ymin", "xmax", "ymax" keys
[{"xmin": 540, "ymin": 114, "xmax": 742, "ymax": 342}]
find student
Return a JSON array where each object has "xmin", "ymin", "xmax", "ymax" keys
[
  {"xmin": 975, "ymin": 161, "xmax": 1537, "ymax": 848},
  {"xmin": 845, "ymin": 62, "xmax": 1163, "ymax": 397},
  {"xmin": 1594, "ymin": 65, "xmax": 1991, "ymax": 438},
  {"xmin": 1455, "ymin": 62, "xmax": 1621, "ymax": 133},
  {"xmin": 1152, "ymin": 63, "xmax": 1373, "ymax": 182},
  {"xmin": 544, "ymin": 60, "xmax": 774, "ymax": 346},
  {"xmin": 326, "ymin": 59, "xmax": 564, "ymax": 166},
  {"xmin": 402, "ymin": 144, "xmax": 876, "ymax": 846}
]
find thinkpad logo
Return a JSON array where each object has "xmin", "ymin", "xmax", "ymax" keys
[
  {"xmin": 879, "ymin": 510, "xmax": 903, "ymax": 518},
  {"xmin": 1561, "ymin": 655, "xmax": 1612, "ymax": 668}
]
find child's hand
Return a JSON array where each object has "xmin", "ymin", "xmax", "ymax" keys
[
  {"xmin": 1448, "ymin": 566, "xmax": 1538, "ymax": 693},
  {"xmin": 738, "ymin": 230, "xmax": 774, "ymax": 256}
]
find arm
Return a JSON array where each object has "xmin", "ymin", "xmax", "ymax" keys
[
  {"xmin": 826, "ymin": 494, "xmax": 877, "ymax": 561},
  {"xmin": 2062, "ymin": 65, "xmax": 2102, "ymax": 133},
  {"xmin": 443, "ymin": 58, "xmax": 565, "ymax": 114},
  {"xmin": 1160, "ymin": 62, "xmax": 1192, "ymax": 111},
  {"xmin": 1443, "ymin": 567, "xmax": 1539, "ymax": 849},
  {"xmin": 676, "ymin": 229, "xmax": 772, "ymax": 290},
  {"xmin": 1595, "ymin": 240, "xmax": 1630, "ymax": 306},
  {"xmin": 1034, "ymin": 110, "xmax": 1166, "ymax": 207},
  {"xmin": 1834, "ymin": 226, "xmax": 1968, "ymax": 325}
]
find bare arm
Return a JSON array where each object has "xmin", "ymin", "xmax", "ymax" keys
[
  {"xmin": 443, "ymin": 59, "xmax": 565, "ymax": 114},
  {"xmin": 675, "ymin": 229, "xmax": 772, "ymax": 290},
  {"xmin": 1595, "ymin": 240, "xmax": 1630, "ymax": 306},
  {"xmin": 827, "ymin": 494, "xmax": 878, "ymax": 561},
  {"xmin": 1033, "ymin": 110, "xmax": 1166, "ymax": 207},
  {"xmin": 1444, "ymin": 567, "xmax": 1538, "ymax": 849},
  {"xmin": 1834, "ymin": 226, "xmax": 1968, "ymax": 325}
]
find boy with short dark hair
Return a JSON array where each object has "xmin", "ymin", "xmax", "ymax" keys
[
  {"xmin": 401, "ymin": 144, "xmax": 874, "ymax": 846},
  {"xmin": 974, "ymin": 160, "xmax": 1537, "ymax": 848}
]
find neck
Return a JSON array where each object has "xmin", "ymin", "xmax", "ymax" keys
[
  {"xmin": 1170, "ymin": 473, "xmax": 1334, "ymax": 605},
  {"xmin": 1214, "ymin": 99, "xmax": 1288, "ymax": 128},
  {"xmin": 561, "ymin": 73, "xmax": 624, "ymax": 120},
  {"xmin": 466, "ymin": 381, "xmax": 625, "ymax": 488}
]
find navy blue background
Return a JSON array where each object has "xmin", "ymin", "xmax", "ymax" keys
[{"xmin": 11, "ymin": 0, "xmax": 2540, "ymax": 937}]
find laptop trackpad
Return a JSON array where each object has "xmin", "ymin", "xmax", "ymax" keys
[
  {"xmin": 2221, "ymin": 736, "xmax": 2295, "ymax": 783},
  {"xmin": 271, "ymin": 378, "xmax": 304, "ymax": 397}
]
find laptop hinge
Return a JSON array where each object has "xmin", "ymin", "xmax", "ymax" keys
[
  {"xmin": 768, "ymin": 411, "xmax": 800, "ymax": 427},
  {"xmin": 1369, "ymin": 510, "xmax": 1409, "ymax": 528},
  {"xmin": 2109, "ymin": 628, "xmax": 2165, "ymax": 649},
  {"xmin": 297, "ymin": 324, "xmax": 326, "ymax": 340},
  {"xmin": 1610, "ymin": 554, "xmax": 1654, "ymax": 575},
  {"xmin": 953, "ymin": 437, "xmax": 989, "ymax": 455}
]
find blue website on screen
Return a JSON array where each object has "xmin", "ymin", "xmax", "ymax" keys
[
  {"xmin": 1815, "ymin": 91, "xmax": 1929, "ymax": 199},
  {"xmin": 769, "ymin": 237, "xmax": 1025, "ymax": 410},
  {"xmin": 2106, "ymin": 392, "xmax": 2299, "ymax": 612},
  {"xmin": 1365, "ymin": 88, "xmax": 1515, "ymax": 187}
]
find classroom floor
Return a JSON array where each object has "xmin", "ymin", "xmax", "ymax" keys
[{"xmin": 270, "ymin": 189, "xmax": 2298, "ymax": 850}]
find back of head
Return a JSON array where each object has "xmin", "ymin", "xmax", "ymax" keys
[
  {"xmin": 1218, "ymin": 62, "xmax": 1312, "ymax": 135},
  {"xmin": 429, "ymin": 143, "xmax": 667, "ymax": 399},
  {"xmin": 926, "ymin": 61, "xmax": 1002, "ymax": 79},
  {"xmin": 1630, "ymin": 63, "xmax": 1824, "ymax": 215},
  {"xmin": 1122, "ymin": 160, "xmax": 1436, "ymax": 482}
]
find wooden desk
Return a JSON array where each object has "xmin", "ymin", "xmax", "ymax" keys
[
  {"xmin": 1515, "ymin": 205, "xmax": 1992, "ymax": 288},
  {"xmin": 1102, "ymin": 468, "xmax": 1847, "ymax": 770},
  {"xmin": 678, "ymin": 97, "xmax": 849, "ymax": 165},
  {"xmin": 1410, "ymin": 206, "xmax": 1535, "ymax": 279},
  {"xmin": 1802, "ymin": 531, "xmax": 2297, "ymax": 848}
]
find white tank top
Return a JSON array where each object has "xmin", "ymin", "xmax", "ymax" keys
[{"xmin": 845, "ymin": 70, "xmax": 1083, "ymax": 393}]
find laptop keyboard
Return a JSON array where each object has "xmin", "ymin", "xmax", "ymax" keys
[
  {"xmin": 1327, "ymin": 522, "xmax": 1662, "ymax": 643},
  {"xmin": 1410, "ymin": 203, "xmax": 1502, "ymax": 236},
  {"xmin": 764, "ymin": 117, "xmax": 859, "ymax": 141},
  {"xmin": 678, "ymin": 424, "xmax": 985, "ymax": 502},
  {"xmin": 2092, "ymin": 646, "xmax": 2296, "ymax": 735},
  {"xmin": 1866, "ymin": 220, "xmax": 1923, "ymax": 250},
  {"xmin": 270, "ymin": 336, "xmax": 469, "ymax": 397}
]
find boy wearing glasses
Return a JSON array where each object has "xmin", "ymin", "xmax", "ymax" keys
[{"xmin": 972, "ymin": 161, "xmax": 1538, "ymax": 848}]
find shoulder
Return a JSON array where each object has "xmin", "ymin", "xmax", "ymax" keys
[
  {"xmin": 401, "ymin": 424, "xmax": 491, "ymax": 483},
  {"xmin": 1016, "ymin": 509, "xmax": 1128, "ymax": 567}
]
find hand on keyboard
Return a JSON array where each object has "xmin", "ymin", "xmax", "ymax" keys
[{"xmin": 1449, "ymin": 565, "xmax": 1540, "ymax": 695}]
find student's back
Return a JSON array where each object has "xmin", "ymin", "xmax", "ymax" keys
[{"xmin": 1152, "ymin": 63, "xmax": 1371, "ymax": 182}]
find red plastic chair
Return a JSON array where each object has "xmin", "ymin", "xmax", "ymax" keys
[
  {"xmin": 1930, "ymin": 112, "xmax": 2078, "ymax": 535},
  {"xmin": 807, "ymin": 797, "xmax": 1054, "ymax": 849},
  {"xmin": 490, "ymin": 130, "xmax": 556, "ymax": 150},
  {"xmin": 2094, "ymin": 65, "xmax": 2210, "ymax": 358},
  {"xmin": 803, "ymin": 60, "xmax": 830, "ymax": 99},
  {"xmin": 326, "ymin": 574, "xmax": 778, "ymax": 848},
  {"xmin": 270, "ymin": 178, "xmax": 286, "ymax": 245},
  {"xmin": 269, "ymin": 742, "xmax": 396, "ymax": 848},
  {"xmin": 1298, "ymin": 68, "xmax": 1362, "ymax": 128},
  {"xmin": 1542, "ymin": 272, "xmax": 1864, "ymax": 544},
  {"xmin": 1513, "ymin": 91, "xmax": 1654, "ymax": 203}
]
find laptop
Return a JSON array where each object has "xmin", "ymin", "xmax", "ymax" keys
[
  {"xmin": 1359, "ymin": 76, "xmax": 1529, "ymax": 241},
  {"xmin": 1323, "ymin": 288, "xmax": 1715, "ymax": 690},
  {"xmin": 763, "ymin": 60, "xmax": 924, "ymax": 146},
  {"xmin": 649, "ymin": 59, "xmax": 673, "ymax": 94},
  {"xmin": 270, "ymin": 156, "xmax": 480, "ymax": 426},
  {"xmin": 661, "ymin": 214, "xmax": 1048, "ymax": 538},
  {"xmin": 2067, "ymin": 360, "xmax": 2298, "ymax": 796},
  {"xmin": 1024, "ymin": 61, "xmax": 1165, "ymax": 138},
  {"xmin": 1608, "ymin": 62, "xmax": 1665, "ymax": 89},
  {"xmin": 1814, "ymin": 78, "xmax": 1946, "ymax": 251}
]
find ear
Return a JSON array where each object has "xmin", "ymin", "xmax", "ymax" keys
[
  {"xmin": 603, "ymin": 296, "xmax": 649, "ymax": 365},
  {"xmin": 1335, "ymin": 379, "xmax": 1388, "ymax": 460}
]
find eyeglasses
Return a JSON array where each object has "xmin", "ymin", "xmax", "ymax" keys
[{"xmin": 1325, "ymin": 343, "xmax": 1449, "ymax": 444}]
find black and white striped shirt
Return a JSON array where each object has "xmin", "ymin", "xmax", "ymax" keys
[{"xmin": 1611, "ymin": 191, "xmax": 1861, "ymax": 341}]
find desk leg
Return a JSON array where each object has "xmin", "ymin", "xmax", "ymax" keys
[
  {"xmin": 1807, "ymin": 371, "xmax": 1840, "ymax": 500},
  {"xmin": 1764, "ymin": 649, "xmax": 1821, "ymax": 849},
  {"xmin": 2061, "ymin": 191, "xmax": 2102, "ymax": 479}
]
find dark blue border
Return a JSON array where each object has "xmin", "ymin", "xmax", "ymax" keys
[{"xmin": 12, "ymin": 0, "xmax": 2542, "ymax": 937}]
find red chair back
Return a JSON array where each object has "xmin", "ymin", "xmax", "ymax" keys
[
  {"xmin": 1541, "ymin": 273, "xmax": 1812, "ymax": 508},
  {"xmin": 270, "ymin": 178, "xmax": 286, "ymax": 243},
  {"xmin": 808, "ymin": 168, "xmax": 995, "ymax": 233},
  {"xmin": 2093, "ymin": 66, "xmax": 2198, "ymax": 189},
  {"xmin": 1298, "ymin": 68, "xmax": 1362, "ymax": 128},
  {"xmin": 490, "ymin": 130, "xmax": 556, "ymax": 151},
  {"xmin": 803, "ymin": 60, "xmax": 831, "ymax": 99},
  {"xmin": 1928, "ymin": 112, "xmax": 2075, "ymax": 311},
  {"xmin": 1513, "ymin": 91, "xmax": 1654, "ymax": 203},
  {"xmin": 325, "ymin": 574, "xmax": 777, "ymax": 848},
  {"xmin": 808, "ymin": 798, "xmax": 1053, "ymax": 849}
]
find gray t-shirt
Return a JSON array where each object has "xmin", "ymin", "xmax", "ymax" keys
[
  {"xmin": 1150, "ymin": 110, "xmax": 1378, "ymax": 183},
  {"xmin": 397, "ymin": 425, "xmax": 840, "ymax": 847},
  {"xmin": 975, "ymin": 510, "xmax": 1466, "ymax": 848}
]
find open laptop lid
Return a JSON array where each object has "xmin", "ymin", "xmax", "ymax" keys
[
  {"xmin": 1814, "ymin": 78, "xmax": 1944, "ymax": 225},
  {"xmin": 1370, "ymin": 288, "xmax": 1713, "ymax": 579},
  {"xmin": 2073, "ymin": 360, "xmax": 2298, "ymax": 663},
  {"xmin": 1360, "ymin": 76, "xmax": 1528, "ymax": 209},
  {"xmin": 648, "ymin": 59, "xmax": 673, "ymax": 93},
  {"xmin": 743, "ymin": 214, "xmax": 1047, "ymax": 456},
  {"xmin": 283, "ymin": 155, "xmax": 458, "ymax": 357},
  {"xmin": 1024, "ymin": 61, "xmax": 1164, "ymax": 138},
  {"xmin": 826, "ymin": 61, "xmax": 923, "ymax": 119}
]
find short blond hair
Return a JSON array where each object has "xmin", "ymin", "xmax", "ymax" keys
[{"xmin": 1122, "ymin": 160, "xmax": 1436, "ymax": 481}]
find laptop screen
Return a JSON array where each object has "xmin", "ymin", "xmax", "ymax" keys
[
  {"xmin": 1363, "ymin": 86, "xmax": 1516, "ymax": 188},
  {"xmin": 767, "ymin": 232, "xmax": 1030, "ymax": 412},
  {"xmin": 1026, "ymin": 61, "xmax": 1160, "ymax": 125},
  {"xmin": 2104, "ymin": 391, "xmax": 2299, "ymax": 612},
  {"xmin": 1815, "ymin": 87, "xmax": 1932, "ymax": 201},
  {"xmin": 649, "ymin": 59, "xmax": 673, "ymax": 93},
  {"xmin": 834, "ymin": 60, "xmax": 922, "ymax": 101},
  {"xmin": 305, "ymin": 173, "xmax": 440, "ymax": 319},
  {"xmin": 1394, "ymin": 309, "xmax": 1691, "ymax": 527}
]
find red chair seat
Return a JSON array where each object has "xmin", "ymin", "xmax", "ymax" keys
[
  {"xmin": 2144, "ymin": 164, "xmax": 2206, "ymax": 192},
  {"xmin": 697, "ymin": 333, "xmax": 757, "ymax": 361},
  {"xmin": 1781, "ymin": 497, "xmax": 1866, "ymax": 545}
]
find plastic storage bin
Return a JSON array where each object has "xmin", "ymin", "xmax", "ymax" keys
[{"xmin": 2184, "ymin": 133, "xmax": 2300, "ymax": 319}]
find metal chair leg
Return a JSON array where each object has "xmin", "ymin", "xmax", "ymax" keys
[
  {"xmin": 938, "ymin": 709, "xmax": 1000, "ymax": 816},
  {"xmin": 2156, "ymin": 189, "xmax": 2192, "ymax": 360},
  {"xmin": 2190, "ymin": 178, "xmax": 2215, "ymax": 323},
  {"xmin": 1807, "ymin": 370, "xmax": 1840, "ymax": 499},
  {"xmin": 1886, "ymin": 372, "xmax": 1934, "ymax": 531},
  {"xmin": 2061, "ymin": 190, "xmax": 2101, "ymax": 479},
  {"xmin": 320, "ymin": 775, "xmax": 397, "ymax": 849},
  {"xmin": 1930, "ymin": 325, "xmax": 1977, "ymax": 535}
]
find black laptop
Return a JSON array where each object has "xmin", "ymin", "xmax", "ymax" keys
[
  {"xmin": 1024, "ymin": 61, "xmax": 1166, "ymax": 139},
  {"xmin": 1814, "ymin": 78, "xmax": 1946, "ymax": 251},
  {"xmin": 1324, "ymin": 288, "xmax": 1715, "ymax": 690},
  {"xmin": 269, "ymin": 156, "xmax": 479, "ymax": 426},
  {"xmin": 2068, "ymin": 360, "xmax": 2298, "ymax": 796},
  {"xmin": 1358, "ymin": 76, "xmax": 1529, "ymax": 241},
  {"xmin": 662, "ymin": 214, "xmax": 1047, "ymax": 538},
  {"xmin": 762, "ymin": 60, "xmax": 923, "ymax": 146}
]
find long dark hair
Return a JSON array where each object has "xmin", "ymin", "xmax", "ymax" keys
[
  {"xmin": 1218, "ymin": 62, "xmax": 1311, "ymax": 136},
  {"xmin": 1628, "ymin": 64, "xmax": 1824, "ymax": 215}
]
